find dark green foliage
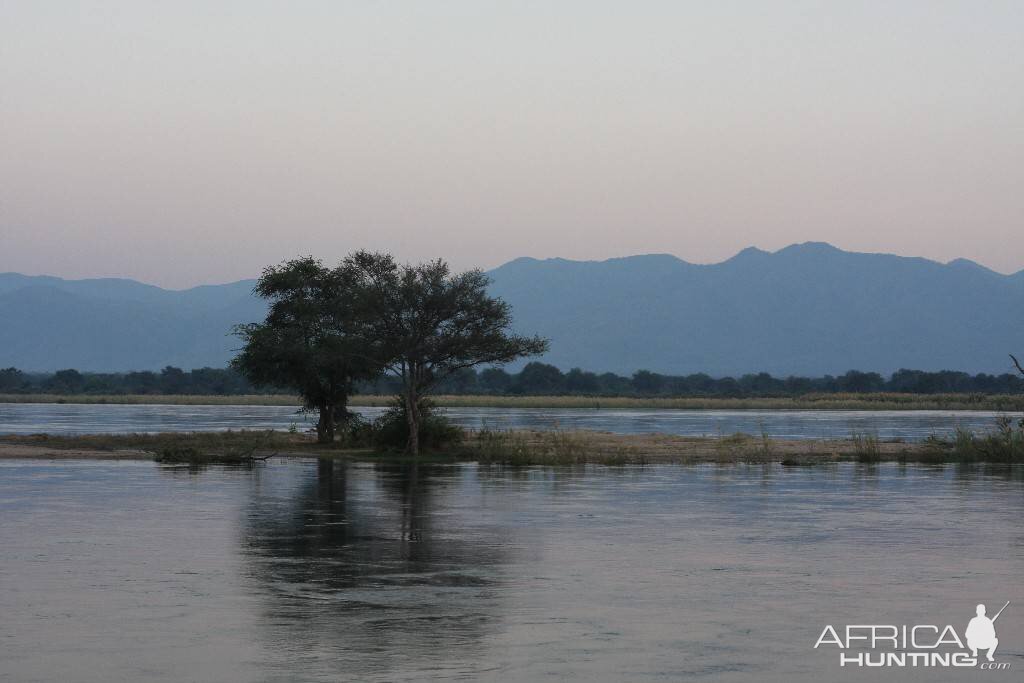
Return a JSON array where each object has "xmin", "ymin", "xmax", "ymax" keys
[
  {"xmin": 159, "ymin": 366, "xmax": 188, "ymax": 393},
  {"xmin": 232, "ymin": 257, "xmax": 380, "ymax": 443},
  {"xmin": 337, "ymin": 404, "xmax": 464, "ymax": 452},
  {"xmin": 161, "ymin": 430, "xmax": 277, "ymax": 455},
  {"xmin": 0, "ymin": 367, "xmax": 29, "ymax": 392},
  {"xmin": 0, "ymin": 367, "xmax": 256, "ymax": 395},
  {"xmin": 153, "ymin": 445, "xmax": 207, "ymax": 463},
  {"xmin": 948, "ymin": 416, "xmax": 1024, "ymax": 462},
  {"xmin": 369, "ymin": 404, "xmax": 465, "ymax": 452},
  {"xmin": 6, "ymin": 364, "xmax": 1024, "ymax": 398},
  {"xmin": 153, "ymin": 440, "xmax": 264, "ymax": 466},
  {"xmin": 836, "ymin": 371, "xmax": 886, "ymax": 393},
  {"xmin": 477, "ymin": 367, "xmax": 513, "ymax": 393},
  {"xmin": 345, "ymin": 252, "xmax": 548, "ymax": 454},
  {"xmin": 45, "ymin": 369, "xmax": 85, "ymax": 393},
  {"xmin": 631, "ymin": 369, "xmax": 664, "ymax": 395},
  {"xmin": 513, "ymin": 362, "xmax": 565, "ymax": 394},
  {"xmin": 564, "ymin": 367, "xmax": 600, "ymax": 393}
]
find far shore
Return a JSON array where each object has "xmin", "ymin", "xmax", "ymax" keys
[
  {"xmin": 2, "ymin": 392, "xmax": 1023, "ymax": 411},
  {"xmin": 0, "ymin": 429, "xmax": 973, "ymax": 466}
]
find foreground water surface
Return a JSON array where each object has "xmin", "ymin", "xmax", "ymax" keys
[
  {"xmin": 1, "ymin": 459, "xmax": 1021, "ymax": 682},
  {"xmin": 1, "ymin": 403, "xmax": 1019, "ymax": 440}
]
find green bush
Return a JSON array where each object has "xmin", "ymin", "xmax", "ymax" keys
[
  {"xmin": 344, "ymin": 401, "xmax": 464, "ymax": 452},
  {"xmin": 150, "ymin": 429, "xmax": 277, "ymax": 465},
  {"xmin": 951, "ymin": 416, "xmax": 1024, "ymax": 462}
]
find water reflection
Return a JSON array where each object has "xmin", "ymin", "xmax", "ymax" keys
[
  {"xmin": 3, "ymin": 459, "xmax": 1023, "ymax": 682},
  {"xmin": 240, "ymin": 460, "xmax": 511, "ymax": 680}
]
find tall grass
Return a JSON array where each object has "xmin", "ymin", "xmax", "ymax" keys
[
  {"xmin": 709, "ymin": 429, "xmax": 779, "ymax": 462},
  {"xmin": 466, "ymin": 429, "xmax": 642, "ymax": 466},
  {"xmin": 947, "ymin": 416, "xmax": 1024, "ymax": 462},
  {"xmin": 5, "ymin": 430, "xmax": 297, "ymax": 462},
  {"xmin": 6, "ymin": 418, "xmax": 1024, "ymax": 465},
  {"xmin": 851, "ymin": 431, "xmax": 882, "ymax": 463}
]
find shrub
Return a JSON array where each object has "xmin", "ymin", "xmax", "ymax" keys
[
  {"xmin": 365, "ymin": 402, "xmax": 465, "ymax": 452},
  {"xmin": 851, "ymin": 431, "xmax": 881, "ymax": 463},
  {"xmin": 950, "ymin": 416, "xmax": 1024, "ymax": 463},
  {"xmin": 150, "ymin": 430, "xmax": 277, "ymax": 465}
]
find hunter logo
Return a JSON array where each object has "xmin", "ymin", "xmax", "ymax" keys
[
  {"xmin": 814, "ymin": 601, "xmax": 1011, "ymax": 671},
  {"xmin": 966, "ymin": 603, "xmax": 1003, "ymax": 662}
]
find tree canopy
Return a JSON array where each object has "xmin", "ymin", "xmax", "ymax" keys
[
  {"xmin": 232, "ymin": 252, "xmax": 547, "ymax": 451},
  {"xmin": 344, "ymin": 252, "xmax": 549, "ymax": 454},
  {"xmin": 232, "ymin": 257, "xmax": 379, "ymax": 443}
]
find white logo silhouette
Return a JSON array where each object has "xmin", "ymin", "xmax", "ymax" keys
[{"xmin": 966, "ymin": 601, "xmax": 1009, "ymax": 662}]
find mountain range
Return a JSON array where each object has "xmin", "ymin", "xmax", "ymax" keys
[{"xmin": 2, "ymin": 242, "xmax": 1023, "ymax": 376}]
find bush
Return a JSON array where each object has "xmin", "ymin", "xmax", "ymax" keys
[
  {"xmin": 152, "ymin": 432, "xmax": 272, "ymax": 465},
  {"xmin": 346, "ymin": 401, "xmax": 465, "ymax": 452},
  {"xmin": 949, "ymin": 416, "xmax": 1024, "ymax": 463}
]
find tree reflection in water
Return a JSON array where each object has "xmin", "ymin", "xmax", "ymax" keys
[{"xmin": 240, "ymin": 459, "xmax": 512, "ymax": 679}]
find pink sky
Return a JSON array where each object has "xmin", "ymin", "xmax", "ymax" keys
[{"xmin": 2, "ymin": 1, "xmax": 1022, "ymax": 288}]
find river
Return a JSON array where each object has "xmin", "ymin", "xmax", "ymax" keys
[
  {"xmin": 1, "ymin": 458, "xmax": 1021, "ymax": 681},
  {"xmin": 0, "ymin": 403, "xmax": 1019, "ymax": 440}
]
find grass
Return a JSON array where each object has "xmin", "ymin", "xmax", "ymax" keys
[
  {"xmin": 2, "ymin": 429, "xmax": 294, "ymax": 453},
  {"xmin": 4, "ymin": 420, "xmax": 1024, "ymax": 466},
  {"xmin": 464, "ymin": 429, "xmax": 643, "ymax": 466},
  {"xmin": 2, "ymin": 392, "xmax": 1024, "ymax": 411},
  {"xmin": 0, "ymin": 430, "xmax": 346, "ymax": 466},
  {"xmin": 711, "ymin": 427, "xmax": 777, "ymax": 462},
  {"xmin": 915, "ymin": 416, "xmax": 1024, "ymax": 463},
  {"xmin": 851, "ymin": 431, "xmax": 882, "ymax": 463}
]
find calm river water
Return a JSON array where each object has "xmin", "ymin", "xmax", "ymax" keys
[
  {"xmin": 1, "ymin": 459, "xmax": 1022, "ymax": 682},
  {"xmin": 0, "ymin": 403, "xmax": 1019, "ymax": 440}
]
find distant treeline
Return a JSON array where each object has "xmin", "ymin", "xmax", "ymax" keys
[{"xmin": 2, "ymin": 364, "xmax": 1023, "ymax": 397}]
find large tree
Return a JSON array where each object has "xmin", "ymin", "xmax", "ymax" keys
[
  {"xmin": 232, "ymin": 257, "xmax": 378, "ymax": 443},
  {"xmin": 347, "ymin": 252, "xmax": 548, "ymax": 455}
]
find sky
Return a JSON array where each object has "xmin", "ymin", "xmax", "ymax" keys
[{"xmin": 2, "ymin": 1, "xmax": 1022, "ymax": 288}]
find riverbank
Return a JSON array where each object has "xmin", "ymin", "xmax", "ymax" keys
[
  {"xmin": 2, "ymin": 392, "xmax": 1023, "ymax": 411},
  {"xmin": 0, "ymin": 429, "xmax": 959, "ymax": 465}
]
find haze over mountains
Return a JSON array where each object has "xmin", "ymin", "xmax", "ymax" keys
[{"xmin": 2, "ymin": 242, "xmax": 1023, "ymax": 376}]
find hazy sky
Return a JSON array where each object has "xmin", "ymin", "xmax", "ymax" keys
[{"xmin": 2, "ymin": 1, "xmax": 1022, "ymax": 288}]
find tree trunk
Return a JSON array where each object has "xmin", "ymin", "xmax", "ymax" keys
[
  {"xmin": 316, "ymin": 402, "xmax": 335, "ymax": 444},
  {"xmin": 404, "ymin": 390, "xmax": 420, "ymax": 456}
]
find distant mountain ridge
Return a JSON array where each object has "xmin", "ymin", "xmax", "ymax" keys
[
  {"xmin": 2, "ymin": 242, "xmax": 1023, "ymax": 374},
  {"xmin": 0, "ymin": 273, "xmax": 263, "ymax": 371},
  {"xmin": 486, "ymin": 242, "xmax": 1024, "ymax": 376}
]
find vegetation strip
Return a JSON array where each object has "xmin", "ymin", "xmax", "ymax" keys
[
  {"xmin": 5, "ymin": 365, "xmax": 1023, "ymax": 399},
  {"xmin": 2, "ymin": 422, "xmax": 1022, "ymax": 465}
]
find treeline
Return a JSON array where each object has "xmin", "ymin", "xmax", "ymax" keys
[
  {"xmin": 0, "ymin": 366, "xmax": 260, "ymax": 396},
  {"xmin": 3, "ymin": 363, "xmax": 1023, "ymax": 397}
]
